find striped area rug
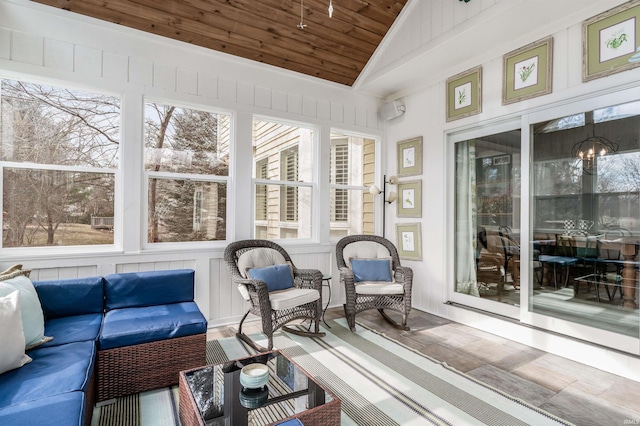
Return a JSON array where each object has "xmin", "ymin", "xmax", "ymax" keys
[{"xmin": 93, "ymin": 319, "xmax": 574, "ymax": 425}]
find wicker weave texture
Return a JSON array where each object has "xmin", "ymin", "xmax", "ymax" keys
[
  {"xmin": 84, "ymin": 367, "xmax": 96, "ymax": 426},
  {"xmin": 178, "ymin": 371, "xmax": 205, "ymax": 426},
  {"xmin": 97, "ymin": 333, "xmax": 206, "ymax": 401},
  {"xmin": 336, "ymin": 235, "xmax": 413, "ymax": 330},
  {"xmin": 224, "ymin": 239, "xmax": 324, "ymax": 350}
]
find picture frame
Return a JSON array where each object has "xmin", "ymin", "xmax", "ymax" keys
[
  {"xmin": 396, "ymin": 223, "xmax": 422, "ymax": 261},
  {"xmin": 397, "ymin": 180, "xmax": 422, "ymax": 218},
  {"xmin": 446, "ymin": 66, "xmax": 482, "ymax": 122},
  {"xmin": 583, "ymin": 0, "xmax": 640, "ymax": 82},
  {"xmin": 396, "ymin": 136, "xmax": 423, "ymax": 177},
  {"xmin": 492, "ymin": 154, "xmax": 510, "ymax": 166},
  {"xmin": 502, "ymin": 37, "xmax": 553, "ymax": 105}
]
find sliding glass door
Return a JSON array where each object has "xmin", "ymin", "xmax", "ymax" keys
[
  {"xmin": 451, "ymin": 124, "xmax": 522, "ymax": 317},
  {"xmin": 449, "ymin": 92, "xmax": 640, "ymax": 353}
]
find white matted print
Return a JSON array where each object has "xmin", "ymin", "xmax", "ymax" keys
[
  {"xmin": 599, "ymin": 17, "xmax": 636, "ymax": 62},
  {"xmin": 454, "ymin": 81, "xmax": 472, "ymax": 110},
  {"xmin": 513, "ymin": 56, "xmax": 539, "ymax": 90},
  {"xmin": 396, "ymin": 223, "xmax": 422, "ymax": 261}
]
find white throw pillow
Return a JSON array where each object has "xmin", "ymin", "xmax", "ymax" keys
[
  {"xmin": 0, "ymin": 291, "xmax": 32, "ymax": 374},
  {"xmin": 0, "ymin": 274, "xmax": 48, "ymax": 348}
]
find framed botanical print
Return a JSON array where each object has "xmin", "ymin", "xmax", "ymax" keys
[
  {"xmin": 502, "ymin": 37, "xmax": 553, "ymax": 105},
  {"xmin": 446, "ymin": 66, "xmax": 482, "ymax": 122},
  {"xmin": 397, "ymin": 180, "xmax": 422, "ymax": 218},
  {"xmin": 397, "ymin": 137, "xmax": 422, "ymax": 177},
  {"xmin": 583, "ymin": 0, "xmax": 640, "ymax": 82},
  {"xmin": 396, "ymin": 223, "xmax": 422, "ymax": 261}
]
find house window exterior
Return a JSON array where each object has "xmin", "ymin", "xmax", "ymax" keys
[{"xmin": 252, "ymin": 118, "xmax": 313, "ymax": 240}]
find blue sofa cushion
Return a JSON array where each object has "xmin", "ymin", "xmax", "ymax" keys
[
  {"xmin": 39, "ymin": 313, "xmax": 103, "ymax": 348},
  {"xmin": 0, "ymin": 341, "xmax": 95, "ymax": 408},
  {"xmin": 0, "ymin": 392, "xmax": 85, "ymax": 426},
  {"xmin": 99, "ymin": 301, "xmax": 207, "ymax": 350},
  {"xmin": 33, "ymin": 277, "xmax": 104, "ymax": 319},
  {"xmin": 104, "ymin": 269, "xmax": 195, "ymax": 310}
]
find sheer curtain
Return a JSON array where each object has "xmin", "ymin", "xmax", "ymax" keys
[{"xmin": 455, "ymin": 141, "xmax": 480, "ymax": 297}]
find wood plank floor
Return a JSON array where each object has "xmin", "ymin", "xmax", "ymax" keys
[{"xmin": 207, "ymin": 307, "xmax": 640, "ymax": 426}]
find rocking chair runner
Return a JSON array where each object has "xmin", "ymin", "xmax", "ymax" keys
[
  {"xmin": 223, "ymin": 239, "xmax": 325, "ymax": 352},
  {"xmin": 336, "ymin": 235, "xmax": 413, "ymax": 331}
]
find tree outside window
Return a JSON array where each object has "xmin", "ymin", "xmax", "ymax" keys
[
  {"xmin": 144, "ymin": 102, "xmax": 230, "ymax": 243},
  {"xmin": 0, "ymin": 79, "xmax": 119, "ymax": 248}
]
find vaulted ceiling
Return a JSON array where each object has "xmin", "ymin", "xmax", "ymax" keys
[{"xmin": 30, "ymin": 0, "xmax": 409, "ymax": 86}]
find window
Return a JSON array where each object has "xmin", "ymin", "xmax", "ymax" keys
[
  {"xmin": 255, "ymin": 158, "xmax": 268, "ymax": 222},
  {"xmin": 331, "ymin": 140, "xmax": 349, "ymax": 222},
  {"xmin": 329, "ymin": 132, "xmax": 376, "ymax": 239},
  {"xmin": 144, "ymin": 102, "xmax": 230, "ymax": 243},
  {"xmin": 280, "ymin": 146, "xmax": 299, "ymax": 222},
  {"xmin": 252, "ymin": 118, "xmax": 313, "ymax": 240},
  {"xmin": 0, "ymin": 79, "xmax": 119, "ymax": 248}
]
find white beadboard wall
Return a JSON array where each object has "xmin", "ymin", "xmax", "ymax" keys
[
  {"xmin": 0, "ymin": 0, "xmax": 374, "ymax": 327},
  {"xmin": 383, "ymin": 3, "xmax": 640, "ymax": 380}
]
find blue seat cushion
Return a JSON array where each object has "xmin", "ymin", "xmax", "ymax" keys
[
  {"xmin": 0, "ymin": 341, "xmax": 95, "ymax": 408},
  {"xmin": 33, "ymin": 277, "xmax": 104, "ymax": 319},
  {"xmin": 0, "ymin": 392, "xmax": 85, "ymax": 426},
  {"xmin": 40, "ymin": 313, "xmax": 103, "ymax": 348},
  {"xmin": 105, "ymin": 269, "xmax": 195, "ymax": 310},
  {"xmin": 99, "ymin": 301, "xmax": 207, "ymax": 350}
]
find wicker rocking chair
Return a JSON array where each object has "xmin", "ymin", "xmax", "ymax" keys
[
  {"xmin": 224, "ymin": 239, "xmax": 326, "ymax": 352},
  {"xmin": 336, "ymin": 235, "xmax": 413, "ymax": 331}
]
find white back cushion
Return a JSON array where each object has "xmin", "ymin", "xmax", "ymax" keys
[
  {"xmin": 237, "ymin": 247, "xmax": 288, "ymax": 278},
  {"xmin": 343, "ymin": 241, "xmax": 391, "ymax": 267},
  {"xmin": 0, "ymin": 291, "xmax": 32, "ymax": 374}
]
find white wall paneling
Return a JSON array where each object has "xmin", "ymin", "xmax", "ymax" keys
[{"xmin": 0, "ymin": 0, "xmax": 381, "ymax": 328}]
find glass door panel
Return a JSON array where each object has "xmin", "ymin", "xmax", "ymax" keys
[
  {"xmin": 531, "ymin": 101, "xmax": 640, "ymax": 338},
  {"xmin": 454, "ymin": 130, "xmax": 522, "ymax": 308}
]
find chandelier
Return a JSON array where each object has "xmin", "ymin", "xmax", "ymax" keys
[{"xmin": 571, "ymin": 135, "xmax": 618, "ymax": 174}]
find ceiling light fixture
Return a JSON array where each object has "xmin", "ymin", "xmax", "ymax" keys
[
  {"xmin": 328, "ymin": 0, "xmax": 334, "ymax": 18},
  {"xmin": 297, "ymin": 0, "xmax": 307, "ymax": 29}
]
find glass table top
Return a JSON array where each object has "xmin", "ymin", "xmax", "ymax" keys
[{"xmin": 183, "ymin": 350, "xmax": 334, "ymax": 426}]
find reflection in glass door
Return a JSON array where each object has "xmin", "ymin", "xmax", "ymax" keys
[
  {"xmin": 454, "ymin": 130, "xmax": 521, "ymax": 306},
  {"xmin": 531, "ymin": 101, "xmax": 640, "ymax": 337}
]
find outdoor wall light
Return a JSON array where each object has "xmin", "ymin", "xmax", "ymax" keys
[{"xmin": 369, "ymin": 175, "xmax": 398, "ymax": 237}]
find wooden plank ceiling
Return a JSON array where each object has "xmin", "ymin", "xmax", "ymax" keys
[{"xmin": 31, "ymin": 0, "xmax": 408, "ymax": 86}]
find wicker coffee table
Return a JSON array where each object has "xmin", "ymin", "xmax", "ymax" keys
[{"xmin": 179, "ymin": 350, "xmax": 341, "ymax": 426}]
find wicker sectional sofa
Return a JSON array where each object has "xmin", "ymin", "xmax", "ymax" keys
[{"xmin": 0, "ymin": 269, "xmax": 207, "ymax": 425}]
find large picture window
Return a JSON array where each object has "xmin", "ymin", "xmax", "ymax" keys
[
  {"xmin": 0, "ymin": 79, "xmax": 119, "ymax": 248},
  {"xmin": 253, "ymin": 118, "xmax": 314, "ymax": 240},
  {"xmin": 144, "ymin": 101, "xmax": 230, "ymax": 243}
]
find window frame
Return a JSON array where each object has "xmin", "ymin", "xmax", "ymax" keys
[
  {"xmin": 142, "ymin": 98, "xmax": 232, "ymax": 249},
  {"xmin": 0, "ymin": 75, "xmax": 122, "ymax": 255}
]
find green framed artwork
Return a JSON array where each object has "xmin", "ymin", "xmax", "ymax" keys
[
  {"xmin": 446, "ymin": 66, "xmax": 482, "ymax": 122},
  {"xmin": 397, "ymin": 136, "xmax": 422, "ymax": 177},
  {"xmin": 396, "ymin": 223, "xmax": 422, "ymax": 261},
  {"xmin": 583, "ymin": 0, "xmax": 640, "ymax": 82},
  {"xmin": 502, "ymin": 37, "xmax": 553, "ymax": 105},
  {"xmin": 397, "ymin": 180, "xmax": 422, "ymax": 218}
]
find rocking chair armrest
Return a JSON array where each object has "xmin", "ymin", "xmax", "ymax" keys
[
  {"xmin": 339, "ymin": 266, "xmax": 355, "ymax": 289},
  {"xmin": 394, "ymin": 266, "xmax": 413, "ymax": 285},
  {"xmin": 294, "ymin": 268, "xmax": 323, "ymax": 291},
  {"xmin": 237, "ymin": 278, "xmax": 271, "ymax": 311}
]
